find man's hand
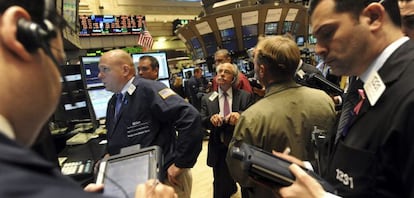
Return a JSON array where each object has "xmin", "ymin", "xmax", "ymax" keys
[
  {"xmin": 135, "ymin": 179, "xmax": 178, "ymax": 198},
  {"xmin": 278, "ymin": 164, "xmax": 325, "ymax": 198},
  {"xmin": 225, "ymin": 112, "xmax": 240, "ymax": 126},
  {"xmin": 210, "ymin": 113, "xmax": 224, "ymax": 127},
  {"xmin": 83, "ymin": 183, "xmax": 104, "ymax": 193},
  {"xmin": 167, "ymin": 164, "xmax": 184, "ymax": 187}
]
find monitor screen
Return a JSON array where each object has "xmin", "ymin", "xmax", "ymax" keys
[
  {"xmin": 296, "ymin": 36, "xmax": 305, "ymax": 47},
  {"xmin": 87, "ymin": 88, "xmax": 113, "ymax": 120},
  {"xmin": 202, "ymin": 33, "xmax": 216, "ymax": 44},
  {"xmin": 282, "ymin": 21, "xmax": 293, "ymax": 34},
  {"xmin": 220, "ymin": 28, "xmax": 236, "ymax": 41},
  {"xmin": 190, "ymin": 37, "xmax": 202, "ymax": 49},
  {"xmin": 194, "ymin": 48, "xmax": 205, "ymax": 59},
  {"xmin": 80, "ymin": 56, "xmax": 103, "ymax": 89},
  {"xmin": 53, "ymin": 65, "xmax": 93, "ymax": 126},
  {"xmin": 62, "ymin": 0, "xmax": 79, "ymax": 31},
  {"xmin": 309, "ymin": 34, "xmax": 317, "ymax": 44},
  {"xmin": 242, "ymin": 24, "xmax": 258, "ymax": 37},
  {"xmin": 243, "ymin": 36, "xmax": 258, "ymax": 49},
  {"xmin": 132, "ymin": 52, "xmax": 170, "ymax": 80},
  {"xmin": 265, "ymin": 22, "xmax": 278, "ymax": 35},
  {"xmin": 222, "ymin": 40, "xmax": 238, "ymax": 52},
  {"xmin": 182, "ymin": 68, "xmax": 195, "ymax": 79},
  {"xmin": 205, "ymin": 44, "xmax": 218, "ymax": 57}
]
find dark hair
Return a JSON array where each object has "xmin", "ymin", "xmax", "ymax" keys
[
  {"xmin": 0, "ymin": 0, "xmax": 65, "ymax": 29},
  {"xmin": 139, "ymin": 55, "xmax": 159, "ymax": 70},
  {"xmin": 309, "ymin": 0, "xmax": 401, "ymax": 27}
]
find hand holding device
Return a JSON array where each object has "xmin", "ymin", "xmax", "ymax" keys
[
  {"xmin": 96, "ymin": 145, "xmax": 162, "ymax": 198},
  {"xmin": 230, "ymin": 141, "xmax": 336, "ymax": 193}
]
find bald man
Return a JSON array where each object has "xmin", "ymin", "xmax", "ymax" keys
[{"xmin": 98, "ymin": 49, "xmax": 204, "ymax": 198}]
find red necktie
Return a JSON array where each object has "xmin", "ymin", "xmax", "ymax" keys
[{"xmin": 353, "ymin": 89, "xmax": 365, "ymax": 115}]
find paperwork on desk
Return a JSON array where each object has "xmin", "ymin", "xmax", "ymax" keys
[{"xmin": 66, "ymin": 133, "xmax": 99, "ymax": 145}]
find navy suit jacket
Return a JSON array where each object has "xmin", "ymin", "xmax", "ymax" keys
[
  {"xmin": 105, "ymin": 78, "xmax": 203, "ymax": 177},
  {"xmin": 0, "ymin": 133, "xmax": 103, "ymax": 197}
]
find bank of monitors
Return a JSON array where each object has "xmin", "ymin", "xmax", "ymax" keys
[
  {"xmin": 80, "ymin": 56, "xmax": 103, "ymax": 89},
  {"xmin": 132, "ymin": 52, "xmax": 170, "ymax": 80}
]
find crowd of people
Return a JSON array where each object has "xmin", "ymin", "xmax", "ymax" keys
[{"xmin": 2, "ymin": 0, "xmax": 414, "ymax": 197}]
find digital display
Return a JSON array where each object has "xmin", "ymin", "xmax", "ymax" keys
[
  {"xmin": 53, "ymin": 65, "xmax": 93, "ymax": 124},
  {"xmin": 190, "ymin": 37, "xmax": 202, "ymax": 49},
  {"xmin": 309, "ymin": 34, "xmax": 317, "ymax": 44},
  {"xmin": 296, "ymin": 36, "xmax": 305, "ymax": 47},
  {"xmin": 220, "ymin": 28, "xmax": 236, "ymax": 41},
  {"xmin": 79, "ymin": 15, "xmax": 146, "ymax": 36},
  {"xmin": 80, "ymin": 56, "xmax": 103, "ymax": 89},
  {"xmin": 87, "ymin": 88, "xmax": 113, "ymax": 120},
  {"xmin": 282, "ymin": 21, "xmax": 293, "ymax": 34},
  {"xmin": 62, "ymin": 0, "xmax": 78, "ymax": 31},
  {"xmin": 243, "ymin": 36, "xmax": 258, "ymax": 49},
  {"xmin": 222, "ymin": 40, "xmax": 238, "ymax": 52},
  {"xmin": 265, "ymin": 22, "xmax": 278, "ymax": 35},
  {"xmin": 202, "ymin": 33, "xmax": 218, "ymax": 57},
  {"xmin": 132, "ymin": 52, "xmax": 170, "ymax": 80},
  {"xmin": 103, "ymin": 155, "xmax": 150, "ymax": 197},
  {"xmin": 242, "ymin": 24, "xmax": 258, "ymax": 37}
]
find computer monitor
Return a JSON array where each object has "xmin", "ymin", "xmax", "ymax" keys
[
  {"xmin": 132, "ymin": 52, "xmax": 170, "ymax": 80},
  {"xmin": 53, "ymin": 64, "xmax": 96, "ymax": 128},
  {"xmin": 296, "ymin": 35, "xmax": 305, "ymax": 47},
  {"xmin": 242, "ymin": 24, "xmax": 258, "ymax": 37},
  {"xmin": 265, "ymin": 22, "xmax": 278, "ymax": 35},
  {"xmin": 220, "ymin": 28, "xmax": 236, "ymax": 41},
  {"xmin": 182, "ymin": 67, "xmax": 195, "ymax": 80},
  {"xmin": 87, "ymin": 88, "xmax": 114, "ymax": 120},
  {"xmin": 80, "ymin": 56, "xmax": 103, "ymax": 89}
]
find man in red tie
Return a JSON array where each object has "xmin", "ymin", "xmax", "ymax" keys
[{"xmin": 200, "ymin": 62, "xmax": 254, "ymax": 198}]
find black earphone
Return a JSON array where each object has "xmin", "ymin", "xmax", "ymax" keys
[
  {"xmin": 16, "ymin": 0, "xmax": 56, "ymax": 53},
  {"xmin": 15, "ymin": 0, "xmax": 75, "ymax": 105}
]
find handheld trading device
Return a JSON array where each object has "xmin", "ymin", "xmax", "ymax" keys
[
  {"xmin": 230, "ymin": 141, "xmax": 336, "ymax": 193},
  {"xmin": 96, "ymin": 145, "xmax": 162, "ymax": 197}
]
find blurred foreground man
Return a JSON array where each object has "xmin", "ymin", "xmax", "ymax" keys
[
  {"xmin": 278, "ymin": 0, "xmax": 414, "ymax": 197},
  {"xmin": 0, "ymin": 0, "xmax": 176, "ymax": 197}
]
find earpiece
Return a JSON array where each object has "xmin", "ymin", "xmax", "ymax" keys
[{"xmin": 16, "ymin": 0, "xmax": 56, "ymax": 53}]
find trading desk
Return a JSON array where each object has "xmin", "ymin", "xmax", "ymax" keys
[{"xmin": 57, "ymin": 127, "xmax": 107, "ymax": 187}]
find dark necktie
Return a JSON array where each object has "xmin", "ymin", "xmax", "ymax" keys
[
  {"xmin": 114, "ymin": 93, "xmax": 123, "ymax": 118},
  {"xmin": 223, "ymin": 92, "xmax": 230, "ymax": 117},
  {"xmin": 335, "ymin": 78, "xmax": 363, "ymax": 142}
]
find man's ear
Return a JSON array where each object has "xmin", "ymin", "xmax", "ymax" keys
[
  {"xmin": 362, "ymin": 2, "xmax": 385, "ymax": 30},
  {"xmin": 0, "ymin": 6, "xmax": 33, "ymax": 61}
]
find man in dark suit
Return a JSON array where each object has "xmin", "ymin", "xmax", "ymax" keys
[
  {"xmin": 200, "ymin": 63, "xmax": 253, "ymax": 198},
  {"xmin": 99, "ymin": 49, "xmax": 204, "ymax": 198},
  {"xmin": 278, "ymin": 0, "xmax": 414, "ymax": 197},
  {"xmin": 186, "ymin": 67, "xmax": 209, "ymax": 111}
]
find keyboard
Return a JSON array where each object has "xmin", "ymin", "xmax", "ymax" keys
[{"xmin": 61, "ymin": 160, "xmax": 94, "ymax": 180}]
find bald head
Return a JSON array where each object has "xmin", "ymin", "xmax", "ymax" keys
[{"xmin": 98, "ymin": 49, "xmax": 136, "ymax": 93}]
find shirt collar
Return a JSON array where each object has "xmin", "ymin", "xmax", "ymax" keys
[
  {"xmin": 219, "ymin": 87, "xmax": 233, "ymax": 98},
  {"xmin": 0, "ymin": 114, "xmax": 15, "ymax": 140},
  {"xmin": 120, "ymin": 77, "xmax": 135, "ymax": 96},
  {"xmin": 360, "ymin": 37, "xmax": 409, "ymax": 82}
]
